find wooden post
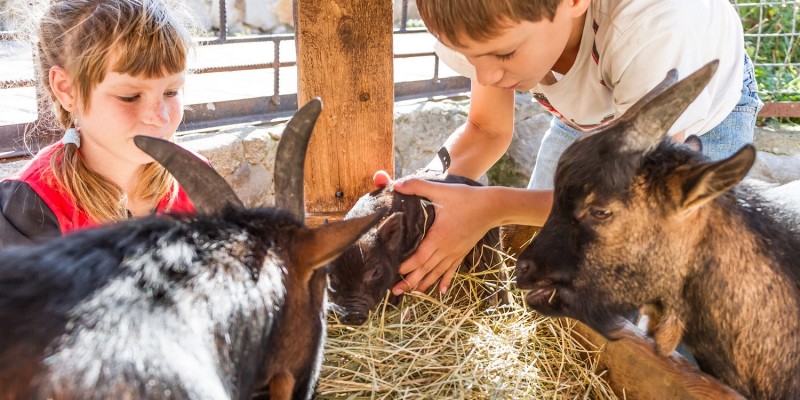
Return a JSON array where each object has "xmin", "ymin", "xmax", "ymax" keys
[{"xmin": 295, "ymin": 0, "xmax": 394, "ymax": 226}]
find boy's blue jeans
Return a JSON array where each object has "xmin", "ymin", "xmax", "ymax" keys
[{"xmin": 527, "ymin": 54, "xmax": 764, "ymax": 190}]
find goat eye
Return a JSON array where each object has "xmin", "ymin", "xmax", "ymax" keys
[
  {"xmin": 367, "ymin": 266, "xmax": 384, "ymax": 281},
  {"xmin": 589, "ymin": 208, "xmax": 612, "ymax": 220}
]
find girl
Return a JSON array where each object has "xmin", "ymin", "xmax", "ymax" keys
[{"xmin": 0, "ymin": 0, "xmax": 197, "ymax": 249}]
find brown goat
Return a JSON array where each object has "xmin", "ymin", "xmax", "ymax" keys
[{"xmin": 516, "ymin": 61, "xmax": 800, "ymax": 400}]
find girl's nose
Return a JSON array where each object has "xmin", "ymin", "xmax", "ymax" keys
[{"xmin": 143, "ymin": 99, "xmax": 170, "ymax": 126}]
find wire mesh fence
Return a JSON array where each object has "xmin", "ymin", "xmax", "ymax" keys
[{"xmin": 733, "ymin": 0, "xmax": 800, "ymax": 102}]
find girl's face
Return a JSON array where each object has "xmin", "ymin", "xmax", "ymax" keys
[
  {"xmin": 74, "ymin": 65, "xmax": 186, "ymax": 171},
  {"xmin": 440, "ymin": 1, "xmax": 580, "ymax": 92}
]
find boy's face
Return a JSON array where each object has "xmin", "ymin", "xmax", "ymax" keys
[{"xmin": 440, "ymin": 4, "xmax": 577, "ymax": 91}]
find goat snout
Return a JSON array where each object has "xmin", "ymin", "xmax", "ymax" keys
[
  {"xmin": 339, "ymin": 310, "xmax": 369, "ymax": 326},
  {"xmin": 515, "ymin": 258, "xmax": 539, "ymax": 289}
]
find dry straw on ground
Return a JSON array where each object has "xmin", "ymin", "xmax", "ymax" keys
[{"xmin": 316, "ymin": 250, "xmax": 619, "ymax": 400}]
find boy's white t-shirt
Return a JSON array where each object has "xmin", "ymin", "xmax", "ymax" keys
[{"xmin": 435, "ymin": 0, "xmax": 744, "ymax": 136}]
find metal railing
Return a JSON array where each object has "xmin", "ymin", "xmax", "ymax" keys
[{"xmin": 0, "ymin": 0, "xmax": 469, "ymax": 159}]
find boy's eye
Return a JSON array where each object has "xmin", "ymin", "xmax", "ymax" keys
[
  {"xmin": 495, "ymin": 51, "xmax": 515, "ymax": 61},
  {"xmin": 165, "ymin": 90, "xmax": 180, "ymax": 97}
]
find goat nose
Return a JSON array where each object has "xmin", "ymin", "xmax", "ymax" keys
[
  {"xmin": 340, "ymin": 311, "xmax": 368, "ymax": 326},
  {"xmin": 515, "ymin": 259, "xmax": 537, "ymax": 287}
]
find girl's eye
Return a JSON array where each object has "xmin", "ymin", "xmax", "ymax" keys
[
  {"xmin": 165, "ymin": 90, "xmax": 179, "ymax": 98},
  {"xmin": 118, "ymin": 95, "xmax": 139, "ymax": 103},
  {"xmin": 495, "ymin": 51, "xmax": 515, "ymax": 61}
]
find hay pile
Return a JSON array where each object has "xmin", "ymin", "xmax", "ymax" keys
[{"xmin": 316, "ymin": 256, "xmax": 618, "ymax": 399}]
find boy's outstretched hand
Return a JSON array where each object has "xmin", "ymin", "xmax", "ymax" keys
[{"xmin": 384, "ymin": 177, "xmax": 497, "ymax": 296}]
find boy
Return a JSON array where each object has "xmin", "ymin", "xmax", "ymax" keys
[{"xmin": 386, "ymin": 0, "xmax": 762, "ymax": 296}]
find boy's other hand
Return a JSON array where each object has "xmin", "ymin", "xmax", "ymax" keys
[
  {"xmin": 390, "ymin": 178, "xmax": 495, "ymax": 296},
  {"xmin": 373, "ymin": 170, "xmax": 392, "ymax": 188}
]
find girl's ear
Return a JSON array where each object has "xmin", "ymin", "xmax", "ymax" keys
[{"xmin": 49, "ymin": 66, "xmax": 76, "ymax": 112}]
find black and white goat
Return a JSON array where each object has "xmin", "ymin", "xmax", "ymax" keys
[{"xmin": 0, "ymin": 99, "xmax": 382, "ymax": 400}]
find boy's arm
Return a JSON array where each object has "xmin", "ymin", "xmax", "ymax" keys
[
  {"xmin": 385, "ymin": 81, "xmax": 519, "ymax": 296},
  {"xmin": 425, "ymin": 80, "xmax": 515, "ymax": 179}
]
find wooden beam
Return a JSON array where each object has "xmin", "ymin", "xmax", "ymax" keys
[
  {"xmin": 568, "ymin": 319, "xmax": 746, "ymax": 399},
  {"xmin": 295, "ymin": 0, "xmax": 394, "ymax": 222}
]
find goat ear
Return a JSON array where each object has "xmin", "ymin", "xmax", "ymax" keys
[
  {"xmin": 377, "ymin": 212, "xmax": 405, "ymax": 254},
  {"xmin": 678, "ymin": 145, "xmax": 756, "ymax": 211},
  {"xmin": 291, "ymin": 212, "xmax": 385, "ymax": 272},
  {"xmin": 683, "ymin": 135, "xmax": 703, "ymax": 153},
  {"xmin": 619, "ymin": 60, "xmax": 718, "ymax": 153}
]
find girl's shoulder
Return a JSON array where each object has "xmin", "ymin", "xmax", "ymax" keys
[{"xmin": 10, "ymin": 141, "xmax": 64, "ymax": 183}]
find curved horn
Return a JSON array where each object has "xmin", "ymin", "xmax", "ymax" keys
[
  {"xmin": 134, "ymin": 136, "xmax": 244, "ymax": 213},
  {"xmin": 620, "ymin": 60, "xmax": 719, "ymax": 153},
  {"xmin": 274, "ymin": 98, "xmax": 323, "ymax": 222}
]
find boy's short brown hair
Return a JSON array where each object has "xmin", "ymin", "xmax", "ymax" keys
[{"xmin": 417, "ymin": 0, "xmax": 563, "ymax": 47}]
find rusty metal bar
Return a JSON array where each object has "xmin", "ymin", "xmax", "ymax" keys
[
  {"xmin": 759, "ymin": 102, "xmax": 800, "ymax": 118},
  {"xmin": 218, "ymin": 0, "xmax": 227, "ymax": 42},
  {"xmin": 197, "ymin": 33, "xmax": 294, "ymax": 46},
  {"xmin": 272, "ymin": 40, "xmax": 281, "ymax": 106},
  {"xmin": 400, "ymin": 0, "xmax": 409, "ymax": 33}
]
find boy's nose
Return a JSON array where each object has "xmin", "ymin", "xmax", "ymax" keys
[{"xmin": 475, "ymin": 65, "xmax": 504, "ymax": 87}]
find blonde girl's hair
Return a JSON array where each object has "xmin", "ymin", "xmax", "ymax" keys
[
  {"xmin": 416, "ymin": 0, "xmax": 563, "ymax": 47},
  {"xmin": 35, "ymin": 0, "xmax": 194, "ymax": 223}
]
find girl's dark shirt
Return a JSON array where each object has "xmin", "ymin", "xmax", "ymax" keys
[{"xmin": 0, "ymin": 180, "xmax": 60, "ymax": 248}]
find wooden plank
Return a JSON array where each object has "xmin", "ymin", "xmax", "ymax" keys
[
  {"xmin": 759, "ymin": 102, "xmax": 800, "ymax": 118},
  {"xmin": 568, "ymin": 319, "xmax": 746, "ymax": 400},
  {"xmin": 295, "ymin": 0, "xmax": 394, "ymax": 217}
]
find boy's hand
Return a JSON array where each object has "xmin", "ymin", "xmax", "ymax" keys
[
  {"xmin": 389, "ymin": 178, "xmax": 496, "ymax": 295},
  {"xmin": 373, "ymin": 170, "xmax": 392, "ymax": 188}
]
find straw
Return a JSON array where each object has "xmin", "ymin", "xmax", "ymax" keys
[{"xmin": 316, "ymin": 249, "xmax": 619, "ymax": 399}]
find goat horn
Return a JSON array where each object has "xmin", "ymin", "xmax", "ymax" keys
[
  {"xmin": 274, "ymin": 98, "xmax": 323, "ymax": 223},
  {"xmin": 620, "ymin": 60, "xmax": 719, "ymax": 153},
  {"xmin": 134, "ymin": 136, "xmax": 244, "ymax": 213}
]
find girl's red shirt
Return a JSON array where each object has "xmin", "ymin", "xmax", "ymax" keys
[{"xmin": 11, "ymin": 142, "xmax": 195, "ymax": 234}]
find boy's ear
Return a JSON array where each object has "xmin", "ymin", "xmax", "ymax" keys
[
  {"xmin": 49, "ymin": 66, "xmax": 76, "ymax": 112},
  {"xmin": 567, "ymin": 0, "xmax": 592, "ymax": 17},
  {"xmin": 677, "ymin": 145, "xmax": 756, "ymax": 211}
]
